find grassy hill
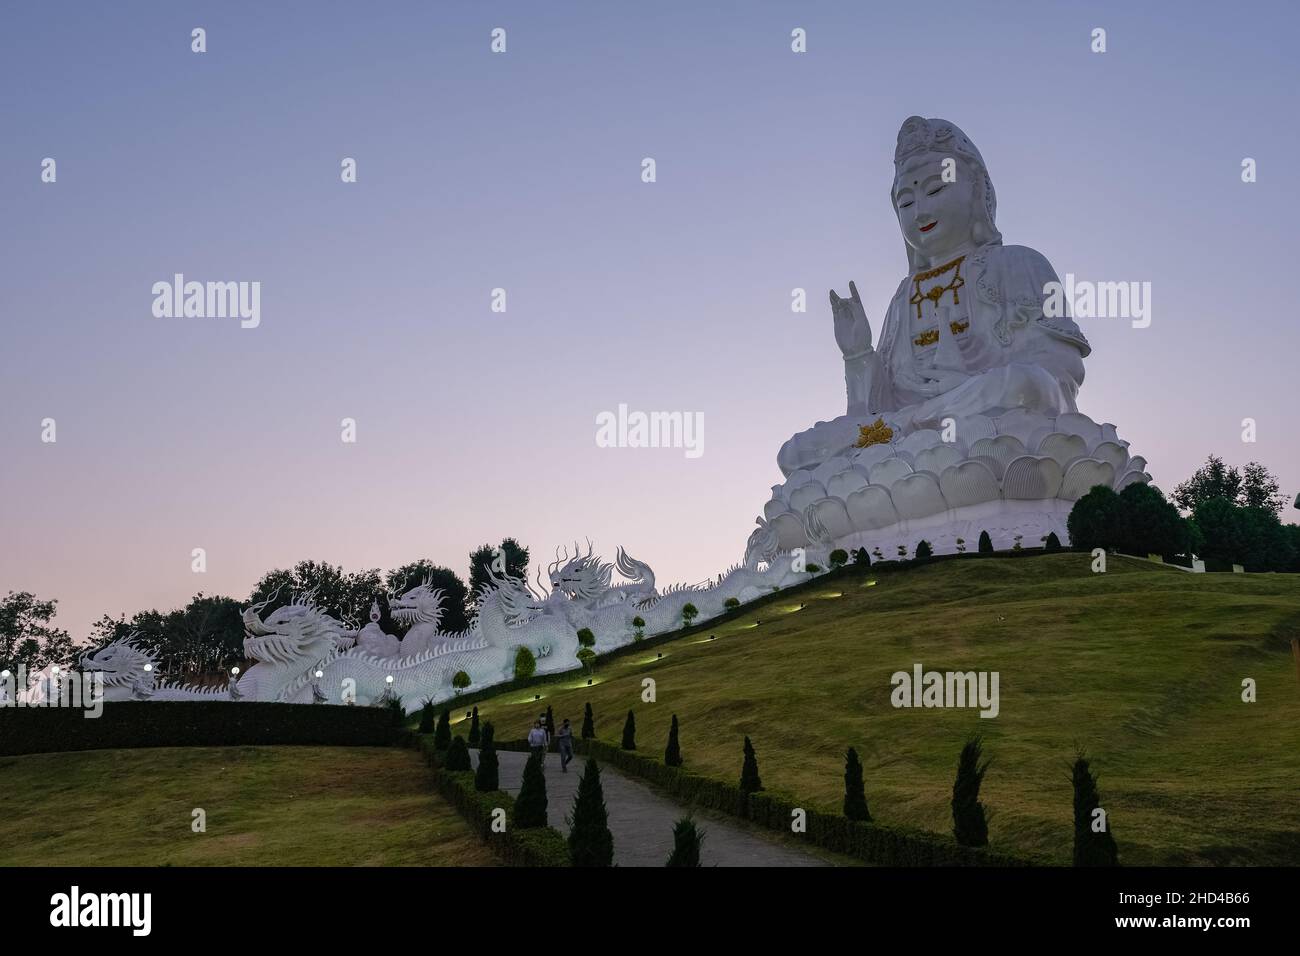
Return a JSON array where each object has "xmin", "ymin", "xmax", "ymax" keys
[
  {"xmin": 0, "ymin": 746, "xmax": 496, "ymax": 866},
  {"xmin": 466, "ymin": 553, "xmax": 1300, "ymax": 865}
]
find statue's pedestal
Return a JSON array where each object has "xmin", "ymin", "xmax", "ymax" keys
[{"xmin": 759, "ymin": 408, "xmax": 1150, "ymax": 556}]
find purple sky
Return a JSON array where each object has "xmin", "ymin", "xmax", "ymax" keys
[{"xmin": 3, "ymin": 1, "xmax": 1297, "ymax": 640}]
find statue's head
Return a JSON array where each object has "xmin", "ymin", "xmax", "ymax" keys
[{"xmin": 891, "ymin": 116, "xmax": 1001, "ymax": 270}]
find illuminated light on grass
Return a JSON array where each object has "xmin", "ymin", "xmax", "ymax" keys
[{"xmin": 862, "ymin": 580, "xmax": 878, "ymax": 587}]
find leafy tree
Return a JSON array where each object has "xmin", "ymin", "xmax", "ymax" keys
[
  {"xmin": 249, "ymin": 561, "xmax": 381, "ymax": 631},
  {"xmin": 474, "ymin": 722, "xmax": 499, "ymax": 792},
  {"xmin": 418, "ymin": 700, "xmax": 435, "ymax": 734},
  {"xmin": 1237, "ymin": 505, "xmax": 1295, "ymax": 572},
  {"xmin": 576, "ymin": 647, "xmax": 596, "ymax": 673},
  {"xmin": 1239, "ymin": 462, "xmax": 1284, "ymax": 514},
  {"xmin": 829, "ymin": 548, "xmax": 848, "ymax": 569},
  {"xmin": 1066, "ymin": 485, "xmax": 1123, "ymax": 552},
  {"xmin": 739, "ymin": 736, "xmax": 763, "ymax": 794},
  {"xmin": 581, "ymin": 702, "xmax": 595, "ymax": 739},
  {"xmin": 952, "ymin": 735, "xmax": 990, "ymax": 847},
  {"xmin": 1116, "ymin": 482, "xmax": 1191, "ymax": 558},
  {"xmin": 631, "ymin": 615, "xmax": 645, "ymax": 640},
  {"xmin": 514, "ymin": 645, "xmax": 537, "ymax": 680},
  {"xmin": 467, "ymin": 538, "xmax": 531, "ymax": 613},
  {"xmin": 384, "ymin": 561, "xmax": 470, "ymax": 633},
  {"xmin": 1191, "ymin": 496, "xmax": 1244, "ymax": 566},
  {"xmin": 445, "ymin": 735, "xmax": 472, "ymax": 772},
  {"xmin": 434, "ymin": 708, "xmax": 451, "ymax": 751},
  {"xmin": 1173, "ymin": 455, "xmax": 1284, "ymax": 516},
  {"xmin": 0, "ymin": 591, "xmax": 74, "ymax": 675},
  {"xmin": 567, "ymin": 758, "xmax": 614, "ymax": 867},
  {"xmin": 467, "ymin": 705, "xmax": 481, "ymax": 746},
  {"xmin": 1285, "ymin": 524, "xmax": 1300, "ymax": 573},
  {"xmin": 681, "ymin": 603, "xmax": 699, "ymax": 626},
  {"xmin": 723, "ymin": 597, "xmax": 740, "ymax": 609},
  {"xmin": 621, "ymin": 710, "xmax": 637, "ymax": 750},
  {"xmin": 1172, "ymin": 454, "xmax": 1241, "ymax": 513},
  {"xmin": 576, "ymin": 628, "xmax": 595, "ymax": 648},
  {"xmin": 914, "ymin": 540, "xmax": 933, "ymax": 560},
  {"xmin": 843, "ymin": 746, "xmax": 871, "ymax": 822},
  {"xmin": 1072, "ymin": 750, "xmax": 1119, "ymax": 866},
  {"xmin": 512, "ymin": 750, "xmax": 549, "ymax": 829},
  {"xmin": 665, "ymin": 817, "xmax": 704, "ymax": 867},
  {"xmin": 452, "ymin": 670, "xmax": 471, "ymax": 694},
  {"xmin": 664, "ymin": 714, "xmax": 683, "ymax": 767},
  {"xmin": 977, "ymin": 531, "xmax": 994, "ymax": 555}
]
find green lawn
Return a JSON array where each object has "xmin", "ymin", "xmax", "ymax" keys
[
  {"xmin": 468, "ymin": 554, "xmax": 1300, "ymax": 865},
  {"xmin": 0, "ymin": 746, "xmax": 496, "ymax": 866}
]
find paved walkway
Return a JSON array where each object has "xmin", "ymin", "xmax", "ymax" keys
[{"xmin": 476, "ymin": 749, "xmax": 827, "ymax": 867}]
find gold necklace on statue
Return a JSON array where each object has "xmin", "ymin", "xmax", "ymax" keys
[{"xmin": 909, "ymin": 254, "xmax": 966, "ymax": 321}]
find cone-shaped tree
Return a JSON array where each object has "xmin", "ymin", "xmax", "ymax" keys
[
  {"xmin": 664, "ymin": 714, "xmax": 683, "ymax": 767},
  {"xmin": 843, "ymin": 746, "xmax": 871, "ymax": 822},
  {"xmin": 739, "ymin": 736, "xmax": 764, "ymax": 794},
  {"xmin": 621, "ymin": 710, "xmax": 637, "ymax": 750},
  {"xmin": 544, "ymin": 705, "xmax": 556, "ymax": 743},
  {"xmin": 445, "ymin": 734, "xmax": 472, "ymax": 772},
  {"xmin": 512, "ymin": 749, "xmax": 548, "ymax": 829},
  {"xmin": 665, "ymin": 816, "xmax": 704, "ymax": 867},
  {"xmin": 474, "ymin": 721, "xmax": 499, "ymax": 792},
  {"xmin": 915, "ymin": 540, "xmax": 934, "ymax": 560},
  {"xmin": 434, "ymin": 708, "xmax": 452, "ymax": 751},
  {"xmin": 1072, "ymin": 751, "xmax": 1119, "ymax": 866},
  {"xmin": 581, "ymin": 701, "xmax": 595, "ymax": 739},
  {"xmin": 952, "ymin": 734, "xmax": 990, "ymax": 847},
  {"xmin": 854, "ymin": 547, "xmax": 871, "ymax": 567},
  {"xmin": 567, "ymin": 758, "xmax": 614, "ymax": 867},
  {"xmin": 418, "ymin": 700, "xmax": 435, "ymax": 734},
  {"xmin": 467, "ymin": 705, "xmax": 481, "ymax": 747},
  {"xmin": 978, "ymin": 531, "xmax": 994, "ymax": 555},
  {"xmin": 1045, "ymin": 531, "xmax": 1062, "ymax": 553}
]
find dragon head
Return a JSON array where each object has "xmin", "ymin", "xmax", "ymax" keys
[
  {"xmin": 242, "ymin": 591, "xmax": 351, "ymax": 667},
  {"xmin": 79, "ymin": 633, "xmax": 156, "ymax": 687},
  {"xmin": 547, "ymin": 541, "xmax": 613, "ymax": 601},
  {"xmin": 389, "ymin": 579, "xmax": 445, "ymax": 629}
]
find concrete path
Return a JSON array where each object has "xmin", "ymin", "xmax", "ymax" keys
[{"xmin": 475, "ymin": 749, "xmax": 828, "ymax": 867}]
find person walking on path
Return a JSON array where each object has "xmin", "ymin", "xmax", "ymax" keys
[
  {"xmin": 527, "ymin": 720, "xmax": 548, "ymax": 758},
  {"xmin": 556, "ymin": 718, "xmax": 575, "ymax": 772}
]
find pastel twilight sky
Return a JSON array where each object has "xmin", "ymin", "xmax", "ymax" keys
[{"xmin": 2, "ymin": 0, "xmax": 1297, "ymax": 640}]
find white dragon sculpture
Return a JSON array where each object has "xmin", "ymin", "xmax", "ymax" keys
[{"xmin": 65, "ymin": 530, "xmax": 831, "ymax": 713}]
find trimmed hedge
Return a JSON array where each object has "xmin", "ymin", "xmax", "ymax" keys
[
  {"xmin": 575, "ymin": 739, "xmax": 1036, "ymax": 867},
  {"xmin": 400, "ymin": 731, "xmax": 569, "ymax": 867},
  {"xmin": 0, "ymin": 701, "xmax": 395, "ymax": 756}
]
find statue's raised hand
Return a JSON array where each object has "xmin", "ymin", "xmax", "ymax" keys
[{"xmin": 831, "ymin": 280, "xmax": 873, "ymax": 358}]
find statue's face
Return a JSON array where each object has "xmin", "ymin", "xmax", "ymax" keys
[{"xmin": 893, "ymin": 152, "xmax": 976, "ymax": 263}]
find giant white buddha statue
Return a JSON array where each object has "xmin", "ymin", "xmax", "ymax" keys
[{"xmin": 761, "ymin": 116, "xmax": 1150, "ymax": 555}]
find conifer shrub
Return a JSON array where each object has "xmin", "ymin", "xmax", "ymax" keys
[
  {"xmin": 739, "ymin": 736, "xmax": 763, "ymax": 794},
  {"xmin": 621, "ymin": 710, "xmax": 637, "ymax": 750},
  {"xmin": 952, "ymin": 735, "xmax": 990, "ymax": 847},
  {"xmin": 664, "ymin": 714, "xmax": 683, "ymax": 767},
  {"xmin": 567, "ymin": 758, "xmax": 614, "ymax": 867},
  {"xmin": 512, "ymin": 749, "xmax": 548, "ymax": 829}
]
